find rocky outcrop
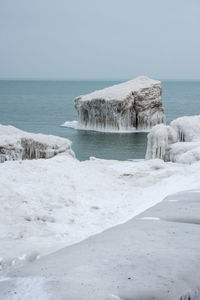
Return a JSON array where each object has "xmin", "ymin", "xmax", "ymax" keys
[
  {"xmin": 74, "ymin": 76, "xmax": 165, "ymax": 132},
  {"xmin": 0, "ymin": 125, "xmax": 75, "ymax": 163}
]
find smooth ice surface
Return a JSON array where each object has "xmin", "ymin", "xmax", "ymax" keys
[
  {"xmin": 71, "ymin": 76, "xmax": 165, "ymax": 132},
  {"xmin": 0, "ymin": 125, "xmax": 74, "ymax": 162},
  {"xmin": 2, "ymin": 190, "xmax": 200, "ymax": 300},
  {"xmin": 146, "ymin": 115, "xmax": 200, "ymax": 163}
]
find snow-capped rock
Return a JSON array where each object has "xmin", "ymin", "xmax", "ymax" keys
[
  {"xmin": 0, "ymin": 125, "xmax": 75, "ymax": 163},
  {"xmin": 146, "ymin": 115, "xmax": 200, "ymax": 163},
  {"xmin": 73, "ymin": 76, "xmax": 165, "ymax": 132}
]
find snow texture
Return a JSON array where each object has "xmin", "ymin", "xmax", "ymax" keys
[
  {"xmin": 71, "ymin": 76, "xmax": 165, "ymax": 132},
  {"xmin": 1, "ymin": 190, "xmax": 200, "ymax": 300},
  {"xmin": 0, "ymin": 125, "xmax": 74, "ymax": 163},
  {"xmin": 146, "ymin": 115, "xmax": 200, "ymax": 163},
  {"xmin": 1, "ymin": 151, "xmax": 200, "ymax": 276}
]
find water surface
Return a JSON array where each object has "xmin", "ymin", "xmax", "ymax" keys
[{"xmin": 0, "ymin": 80, "xmax": 200, "ymax": 160}]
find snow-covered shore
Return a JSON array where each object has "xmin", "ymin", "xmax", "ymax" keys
[
  {"xmin": 1, "ymin": 190, "xmax": 200, "ymax": 300},
  {"xmin": 1, "ymin": 147, "xmax": 200, "ymax": 274},
  {"xmin": 1, "ymin": 121, "xmax": 200, "ymax": 277}
]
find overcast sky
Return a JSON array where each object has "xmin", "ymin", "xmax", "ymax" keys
[{"xmin": 1, "ymin": 0, "xmax": 200, "ymax": 80}]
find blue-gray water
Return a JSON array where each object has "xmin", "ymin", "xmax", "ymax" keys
[{"xmin": 0, "ymin": 80, "xmax": 200, "ymax": 161}]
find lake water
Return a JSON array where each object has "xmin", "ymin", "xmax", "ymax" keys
[{"xmin": 0, "ymin": 80, "xmax": 200, "ymax": 161}]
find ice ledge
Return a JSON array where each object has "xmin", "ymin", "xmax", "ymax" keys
[
  {"xmin": 0, "ymin": 125, "xmax": 75, "ymax": 163},
  {"xmin": 2, "ymin": 190, "xmax": 200, "ymax": 299}
]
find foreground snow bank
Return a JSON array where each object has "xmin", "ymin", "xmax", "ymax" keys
[
  {"xmin": 64, "ymin": 76, "xmax": 165, "ymax": 132},
  {"xmin": 2, "ymin": 190, "xmax": 200, "ymax": 300},
  {"xmin": 146, "ymin": 115, "xmax": 200, "ymax": 163},
  {"xmin": 1, "ymin": 153, "xmax": 200, "ymax": 274},
  {"xmin": 0, "ymin": 125, "xmax": 74, "ymax": 162}
]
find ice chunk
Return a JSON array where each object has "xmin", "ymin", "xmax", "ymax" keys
[
  {"xmin": 146, "ymin": 115, "xmax": 200, "ymax": 163},
  {"xmin": 145, "ymin": 124, "xmax": 177, "ymax": 160},
  {"xmin": 72, "ymin": 76, "xmax": 165, "ymax": 132},
  {"xmin": 0, "ymin": 125, "xmax": 75, "ymax": 162}
]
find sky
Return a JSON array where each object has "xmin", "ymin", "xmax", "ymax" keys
[{"xmin": 0, "ymin": 0, "xmax": 200, "ymax": 80}]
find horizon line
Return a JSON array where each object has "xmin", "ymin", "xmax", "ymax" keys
[{"xmin": 0, "ymin": 77, "xmax": 200, "ymax": 82}]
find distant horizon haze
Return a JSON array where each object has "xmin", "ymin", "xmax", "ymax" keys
[
  {"xmin": 0, "ymin": 77, "xmax": 200, "ymax": 82},
  {"xmin": 1, "ymin": 0, "xmax": 200, "ymax": 80}
]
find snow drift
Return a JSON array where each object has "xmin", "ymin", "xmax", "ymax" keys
[
  {"xmin": 146, "ymin": 115, "xmax": 200, "ymax": 163},
  {"xmin": 69, "ymin": 76, "xmax": 165, "ymax": 132},
  {"xmin": 0, "ymin": 125, "xmax": 74, "ymax": 163}
]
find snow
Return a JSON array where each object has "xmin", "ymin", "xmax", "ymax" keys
[
  {"xmin": 2, "ymin": 190, "xmax": 200, "ymax": 300},
  {"xmin": 1, "ymin": 149, "xmax": 200, "ymax": 275},
  {"xmin": 0, "ymin": 125, "xmax": 74, "ymax": 162},
  {"xmin": 0, "ymin": 277, "xmax": 53, "ymax": 300},
  {"xmin": 1, "ymin": 123, "xmax": 200, "ymax": 293},
  {"xmin": 146, "ymin": 115, "xmax": 200, "ymax": 163},
  {"xmin": 77, "ymin": 76, "xmax": 160, "ymax": 101},
  {"xmin": 71, "ymin": 76, "xmax": 165, "ymax": 132}
]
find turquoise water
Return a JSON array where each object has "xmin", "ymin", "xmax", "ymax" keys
[{"xmin": 0, "ymin": 80, "xmax": 200, "ymax": 161}]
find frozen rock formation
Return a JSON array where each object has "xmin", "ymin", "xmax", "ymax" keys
[
  {"xmin": 74, "ymin": 76, "xmax": 165, "ymax": 132},
  {"xmin": 2, "ymin": 190, "xmax": 200, "ymax": 300},
  {"xmin": 0, "ymin": 125, "xmax": 74, "ymax": 163},
  {"xmin": 146, "ymin": 115, "xmax": 200, "ymax": 163}
]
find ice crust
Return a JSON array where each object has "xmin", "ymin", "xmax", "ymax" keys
[
  {"xmin": 2, "ymin": 190, "xmax": 200, "ymax": 300},
  {"xmin": 0, "ymin": 125, "xmax": 74, "ymax": 163},
  {"xmin": 73, "ymin": 76, "xmax": 165, "ymax": 132},
  {"xmin": 146, "ymin": 115, "xmax": 200, "ymax": 163}
]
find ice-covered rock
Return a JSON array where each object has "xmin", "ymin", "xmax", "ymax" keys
[
  {"xmin": 146, "ymin": 115, "xmax": 200, "ymax": 163},
  {"xmin": 73, "ymin": 76, "xmax": 165, "ymax": 132},
  {"xmin": 0, "ymin": 125, "xmax": 75, "ymax": 163}
]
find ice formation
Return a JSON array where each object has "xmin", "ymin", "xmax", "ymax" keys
[
  {"xmin": 73, "ymin": 76, "xmax": 165, "ymax": 132},
  {"xmin": 146, "ymin": 115, "xmax": 200, "ymax": 163},
  {"xmin": 0, "ymin": 125, "xmax": 74, "ymax": 163}
]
